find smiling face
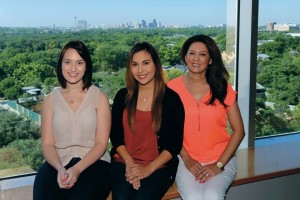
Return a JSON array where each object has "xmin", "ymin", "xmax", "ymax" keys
[
  {"xmin": 61, "ymin": 48, "xmax": 86, "ymax": 86},
  {"xmin": 185, "ymin": 42, "xmax": 212, "ymax": 75},
  {"xmin": 130, "ymin": 50, "xmax": 156, "ymax": 87}
]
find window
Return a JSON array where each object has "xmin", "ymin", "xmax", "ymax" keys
[
  {"xmin": 255, "ymin": 0, "xmax": 300, "ymax": 141},
  {"xmin": 0, "ymin": 0, "xmax": 237, "ymax": 180}
]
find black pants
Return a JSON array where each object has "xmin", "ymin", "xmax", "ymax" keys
[
  {"xmin": 33, "ymin": 158, "xmax": 111, "ymax": 200},
  {"xmin": 111, "ymin": 161, "xmax": 172, "ymax": 200}
]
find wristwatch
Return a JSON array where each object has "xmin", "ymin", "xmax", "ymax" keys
[{"xmin": 216, "ymin": 161, "xmax": 224, "ymax": 171}]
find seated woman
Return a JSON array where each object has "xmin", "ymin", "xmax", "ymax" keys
[
  {"xmin": 110, "ymin": 42, "xmax": 184, "ymax": 200},
  {"xmin": 168, "ymin": 35, "xmax": 245, "ymax": 200},
  {"xmin": 33, "ymin": 40, "xmax": 111, "ymax": 200}
]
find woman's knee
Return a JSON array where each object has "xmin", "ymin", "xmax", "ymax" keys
[{"xmin": 203, "ymin": 189, "xmax": 225, "ymax": 200}]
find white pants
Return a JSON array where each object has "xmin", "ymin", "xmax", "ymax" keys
[{"xmin": 175, "ymin": 156, "xmax": 237, "ymax": 200}]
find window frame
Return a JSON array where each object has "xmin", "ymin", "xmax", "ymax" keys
[{"xmin": 236, "ymin": 0, "xmax": 259, "ymax": 148}]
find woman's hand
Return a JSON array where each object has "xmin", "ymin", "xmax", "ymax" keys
[
  {"xmin": 57, "ymin": 167, "xmax": 69, "ymax": 189},
  {"xmin": 125, "ymin": 163, "xmax": 141, "ymax": 190},
  {"xmin": 183, "ymin": 156, "xmax": 203, "ymax": 177},
  {"xmin": 126, "ymin": 164, "xmax": 153, "ymax": 190},
  {"xmin": 63, "ymin": 165, "xmax": 81, "ymax": 189},
  {"xmin": 180, "ymin": 147, "xmax": 202, "ymax": 177},
  {"xmin": 126, "ymin": 164, "xmax": 152, "ymax": 181},
  {"xmin": 195, "ymin": 163, "xmax": 222, "ymax": 183}
]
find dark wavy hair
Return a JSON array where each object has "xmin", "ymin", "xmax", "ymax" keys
[
  {"xmin": 125, "ymin": 42, "xmax": 166, "ymax": 133},
  {"xmin": 56, "ymin": 40, "xmax": 92, "ymax": 90},
  {"xmin": 181, "ymin": 34, "xmax": 229, "ymax": 108}
]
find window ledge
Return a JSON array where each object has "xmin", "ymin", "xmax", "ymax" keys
[{"xmin": 1, "ymin": 139, "xmax": 300, "ymax": 200}]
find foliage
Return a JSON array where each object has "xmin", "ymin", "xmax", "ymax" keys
[
  {"xmin": 257, "ymin": 55, "xmax": 300, "ymax": 106},
  {"xmin": 255, "ymin": 97, "xmax": 295, "ymax": 137},
  {"xmin": 290, "ymin": 103, "xmax": 300, "ymax": 130},
  {"xmin": 0, "ymin": 111, "xmax": 40, "ymax": 147},
  {"xmin": 159, "ymin": 44, "xmax": 181, "ymax": 66},
  {"xmin": 0, "ymin": 146, "xmax": 27, "ymax": 169},
  {"xmin": 0, "ymin": 26, "xmax": 299, "ymax": 142},
  {"xmin": 93, "ymin": 68, "xmax": 126, "ymax": 100},
  {"xmin": 165, "ymin": 68, "xmax": 183, "ymax": 82},
  {"xmin": 255, "ymin": 97, "xmax": 280, "ymax": 136},
  {"xmin": 0, "ymin": 77, "xmax": 22, "ymax": 99},
  {"xmin": 8, "ymin": 139, "xmax": 43, "ymax": 171},
  {"xmin": 43, "ymin": 77, "xmax": 59, "ymax": 94}
]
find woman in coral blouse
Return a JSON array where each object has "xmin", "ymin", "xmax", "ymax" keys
[{"xmin": 168, "ymin": 35, "xmax": 245, "ymax": 200}]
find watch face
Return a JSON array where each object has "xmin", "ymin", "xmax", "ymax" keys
[{"xmin": 217, "ymin": 162, "xmax": 223, "ymax": 168}]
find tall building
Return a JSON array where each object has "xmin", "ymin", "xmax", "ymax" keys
[
  {"xmin": 158, "ymin": 20, "xmax": 162, "ymax": 28},
  {"xmin": 134, "ymin": 21, "xmax": 140, "ymax": 29},
  {"xmin": 77, "ymin": 20, "xmax": 87, "ymax": 28},
  {"xmin": 274, "ymin": 23, "xmax": 298, "ymax": 31},
  {"xmin": 152, "ymin": 19, "xmax": 157, "ymax": 28},
  {"xmin": 266, "ymin": 22, "xmax": 275, "ymax": 30},
  {"xmin": 142, "ymin": 20, "xmax": 147, "ymax": 28}
]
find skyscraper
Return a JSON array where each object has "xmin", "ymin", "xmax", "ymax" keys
[
  {"xmin": 152, "ymin": 19, "xmax": 157, "ymax": 28},
  {"xmin": 142, "ymin": 20, "xmax": 147, "ymax": 28}
]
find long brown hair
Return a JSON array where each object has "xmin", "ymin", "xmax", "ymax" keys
[{"xmin": 125, "ymin": 42, "xmax": 166, "ymax": 133}]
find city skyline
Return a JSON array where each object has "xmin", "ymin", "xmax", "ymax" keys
[{"xmin": 1, "ymin": 0, "xmax": 300, "ymax": 28}]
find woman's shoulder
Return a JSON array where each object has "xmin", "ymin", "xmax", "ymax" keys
[
  {"xmin": 89, "ymin": 85, "xmax": 104, "ymax": 96},
  {"xmin": 43, "ymin": 87, "xmax": 61, "ymax": 108},
  {"xmin": 164, "ymin": 86, "xmax": 183, "ymax": 104},
  {"xmin": 165, "ymin": 86, "xmax": 179, "ymax": 96},
  {"xmin": 89, "ymin": 85, "xmax": 109, "ymax": 103},
  {"xmin": 50, "ymin": 86, "xmax": 61, "ymax": 93},
  {"xmin": 115, "ymin": 87, "xmax": 127, "ymax": 97},
  {"xmin": 112, "ymin": 87, "xmax": 127, "ymax": 102},
  {"xmin": 224, "ymin": 83, "xmax": 237, "ymax": 106},
  {"xmin": 47, "ymin": 87, "xmax": 61, "ymax": 98},
  {"xmin": 167, "ymin": 75, "xmax": 183, "ymax": 87},
  {"xmin": 226, "ymin": 83, "xmax": 236, "ymax": 95}
]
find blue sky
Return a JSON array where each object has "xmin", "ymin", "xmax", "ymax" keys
[{"xmin": 0, "ymin": 0, "xmax": 300, "ymax": 27}]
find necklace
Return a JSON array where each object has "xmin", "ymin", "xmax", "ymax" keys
[
  {"xmin": 66, "ymin": 91, "xmax": 75, "ymax": 104},
  {"xmin": 64, "ymin": 87, "xmax": 85, "ymax": 105},
  {"xmin": 139, "ymin": 90, "xmax": 152, "ymax": 103}
]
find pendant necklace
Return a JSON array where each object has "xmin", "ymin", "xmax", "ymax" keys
[{"xmin": 67, "ymin": 91, "xmax": 74, "ymax": 104}]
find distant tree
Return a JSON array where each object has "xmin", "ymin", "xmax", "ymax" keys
[
  {"xmin": 43, "ymin": 77, "xmax": 58, "ymax": 94},
  {"xmin": 159, "ymin": 44, "xmax": 181, "ymax": 67},
  {"xmin": 215, "ymin": 32, "xmax": 227, "ymax": 52},
  {"xmin": 3, "ymin": 84, "xmax": 22, "ymax": 100},
  {"xmin": 255, "ymin": 98, "xmax": 276, "ymax": 136},
  {"xmin": 0, "ymin": 146, "xmax": 27, "ymax": 170},
  {"xmin": 0, "ymin": 67, "xmax": 6, "ymax": 80},
  {"xmin": 0, "ymin": 77, "xmax": 16, "ymax": 97},
  {"xmin": 165, "ymin": 68, "xmax": 183, "ymax": 82},
  {"xmin": 257, "ymin": 41, "xmax": 285, "ymax": 58},
  {"xmin": 292, "ymin": 57, "xmax": 300, "ymax": 66},
  {"xmin": 8, "ymin": 139, "xmax": 43, "ymax": 171},
  {"xmin": 0, "ymin": 112, "xmax": 40, "ymax": 147},
  {"xmin": 93, "ymin": 44, "xmax": 129, "ymax": 72},
  {"xmin": 93, "ymin": 68, "xmax": 126, "ymax": 100},
  {"xmin": 30, "ymin": 50, "xmax": 59, "ymax": 67},
  {"xmin": 5, "ymin": 52, "xmax": 31, "ymax": 75},
  {"xmin": 291, "ymin": 103, "xmax": 300, "ymax": 130},
  {"xmin": 13, "ymin": 63, "xmax": 55, "ymax": 84}
]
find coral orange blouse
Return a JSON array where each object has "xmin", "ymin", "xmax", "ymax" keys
[{"xmin": 168, "ymin": 76, "xmax": 236, "ymax": 164}]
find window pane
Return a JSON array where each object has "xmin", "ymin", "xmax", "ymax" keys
[
  {"xmin": 0, "ymin": 0, "xmax": 237, "ymax": 179},
  {"xmin": 256, "ymin": 0, "xmax": 300, "ymax": 138}
]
